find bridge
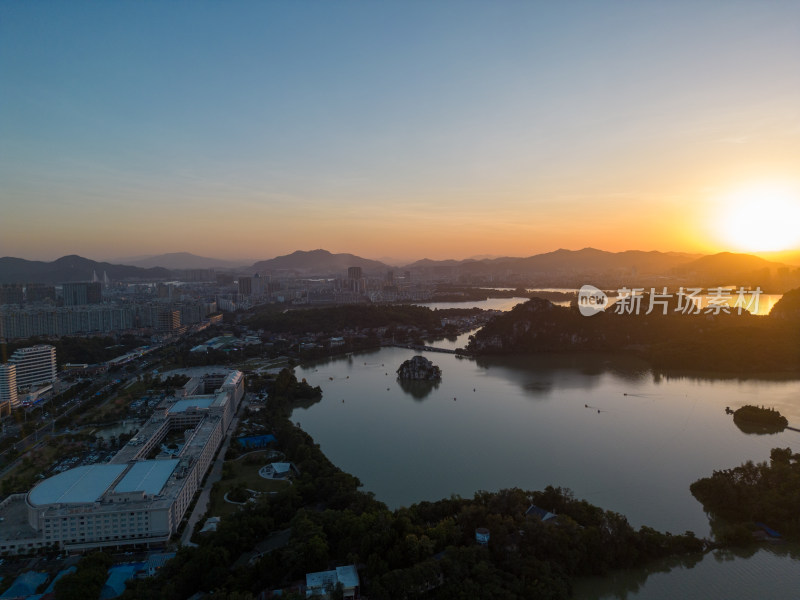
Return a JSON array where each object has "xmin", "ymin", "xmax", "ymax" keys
[{"xmin": 389, "ymin": 343, "xmax": 465, "ymax": 355}]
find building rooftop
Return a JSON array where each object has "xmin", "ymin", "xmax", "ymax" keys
[
  {"xmin": 305, "ymin": 565, "xmax": 359, "ymax": 596},
  {"xmin": 29, "ymin": 464, "xmax": 127, "ymax": 506},
  {"xmin": 114, "ymin": 459, "xmax": 179, "ymax": 496},
  {"xmin": 168, "ymin": 397, "xmax": 215, "ymax": 413},
  {"xmin": 335, "ymin": 565, "xmax": 359, "ymax": 589}
]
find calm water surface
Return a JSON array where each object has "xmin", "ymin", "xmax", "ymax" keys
[
  {"xmin": 294, "ymin": 288, "xmax": 797, "ymax": 595},
  {"xmin": 293, "ymin": 328, "xmax": 800, "ymax": 596},
  {"xmin": 295, "ymin": 343, "xmax": 800, "ymax": 535},
  {"xmin": 419, "ymin": 293, "xmax": 782, "ymax": 315},
  {"xmin": 573, "ymin": 544, "xmax": 800, "ymax": 599},
  {"xmin": 418, "ymin": 296, "xmax": 530, "ymax": 311}
]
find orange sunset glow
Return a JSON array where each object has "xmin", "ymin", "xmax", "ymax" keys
[{"xmin": 0, "ymin": 2, "xmax": 798, "ymax": 265}]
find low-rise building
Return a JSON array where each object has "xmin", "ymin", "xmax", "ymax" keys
[{"xmin": 305, "ymin": 565, "xmax": 360, "ymax": 599}]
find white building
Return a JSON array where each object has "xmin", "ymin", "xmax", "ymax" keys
[
  {"xmin": 0, "ymin": 364, "xmax": 17, "ymax": 413},
  {"xmin": 0, "ymin": 370, "xmax": 244, "ymax": 554},
  {"xmin": 9, "ymin": 345, "xmax": 57, "ymax": 391}
]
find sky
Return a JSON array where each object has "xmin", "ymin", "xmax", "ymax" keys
[{"xmin": 2, "ymin": 1, "xmax": 800, "ymax": 263}]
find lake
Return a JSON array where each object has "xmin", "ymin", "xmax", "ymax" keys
[
  {"xmin": 417, "ymin": 296, "xmax": 531, "ymax": 311},
  {"xmin": 419, "ymin": 292, "xmax": 783, "ymax": 315},
  {"xmin": 292, "ymin": 331, "xmax": 800, "ymax": 596},
  {"xmin": 573, "ymin": 544, "xmax": 800, "ymax": 599}
]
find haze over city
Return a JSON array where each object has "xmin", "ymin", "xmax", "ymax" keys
[{"xmin": 2, "ymin": 2, "xmax": 799, "ymax": 263}]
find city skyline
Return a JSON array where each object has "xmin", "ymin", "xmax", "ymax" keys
[{"xmin": 2, "ymin": 2, "xmax": 800, "ymax": 262}]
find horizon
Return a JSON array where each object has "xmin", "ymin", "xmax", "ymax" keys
[
  {"xmin": 4, "ymin": 245, "xmax": 800, "ymax": 270},
  {"xmin": 2, "ymin": 3, "xmax": 799, "ymax": 263}
]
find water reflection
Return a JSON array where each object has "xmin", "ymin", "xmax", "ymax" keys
[
  {"xmin": 574, "ymin": 544, "xmax": 800, "ymax": 600},
  {"xmin": 733, "ymin": 420, "xmax": 786, "ymax": 435},
  {"xmin": 397, "ymin": 378, "xmax": 439, "ymax": 401},
  {"xmin": 474, "ymin": 353, "xmax": 652, "ymax": 398}
]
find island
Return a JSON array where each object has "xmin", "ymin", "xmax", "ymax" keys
[
  {"xmin": 732, "ymin": 404, "xmax": 788, "ymax": 434},
  {"xmin": 396, "ymin": 355, "xmax": 442, "ymax": 381}
]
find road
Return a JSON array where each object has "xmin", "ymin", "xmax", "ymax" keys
[{"xmin": 180, "ymin": 394, "xmax": 249, "ymax": 547}]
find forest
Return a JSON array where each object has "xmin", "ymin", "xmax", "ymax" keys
[
  {"xmin": 690, "ymin": 447, "xmax": 800, "ymax": 542},
  {"xmin": 466, "ymin": 288, "xmax": 800, "ymax": 373},
  {"xmin": 242, "ymin": 304, "xmax": 481, "ymax": 334}
]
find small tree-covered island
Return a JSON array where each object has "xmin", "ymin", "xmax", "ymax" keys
[
  {"xmin": 397, "ymin": 355, "xmax": 442, "ymax": 381},
  {"xmin": 732, "ymin": 404, "xmax": 789, "ymax": 434}
]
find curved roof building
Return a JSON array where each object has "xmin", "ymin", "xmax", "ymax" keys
[{"xmin": 0, "ymin": 370, "xmax": 244, "ymax": 554}]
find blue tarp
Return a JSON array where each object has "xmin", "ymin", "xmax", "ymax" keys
[
  {"xmin": 0, "ymin": 571, "xmax": 48, "ymax": 598},
  {"xmin": 756, "ymin": 522, "xmax": 782, "ymax": 538},
  {"xmin": 238, "ymin": 434, "xmax": 276, "ymax": 448},
  {"xmin": 99, "ymin": 563, "xmax": 146, "ymax": 599}
]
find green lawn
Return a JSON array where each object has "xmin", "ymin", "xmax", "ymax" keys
[{"xmin": 207, "ymin": 453, "xmax": 289, "ymax": 517}]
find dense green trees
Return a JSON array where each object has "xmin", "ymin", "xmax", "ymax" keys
[
  {"xmin": 732, "ymin": 405, "xmax": 788, "ymax": 433},
  {"xmin": 54, "ymin": 552, "xmax": 112, "ymax": 600},
  {"xmin": 3, "ymin": 335, "xmax": 143, "ymax": 367},
  {"xmin": 243, "ymin": 304, "xmax": 481, "ymax": 336},
  {"xmin": 467, "ymin": 294, "xmax": 800, "ymax": 373},
  {"xmin": 691, "ymin": 448, "xmax": 800, "ymax": 540}
]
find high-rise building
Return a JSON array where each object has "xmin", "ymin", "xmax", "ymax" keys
[
  {"xmin": 0, "ymin": 364, "xmax": 17, "ymax": 412},
  {"xmin": 25, "ymin": 283, "xmax": 56, "ymax": 304},
  {"xmin": 9, "ymin": 345, "xmax": 57, "ymax": 391},
  {"xmin": 62, "ymin": 282, "xmax": 102, "ymax": 306},
  {"xmin": 251, "ymin": 274, "xmax": 265, "ymax": 296},
  {"xmin": 0, "ymin": 284, "xmax": 24, "ymax": 306},
  {"xmin": 157, "ymin": 283, "xmax": 175, "ymax": 300},
  {"xmin": 156, "ymin": 309, "xmax": 181, "ymax": 332},
  {"xmin": 347, "ymin": 267, "xmax": 365, "ymax": 294},
  {"xmin": 238, "ymin": 277, "xmax": 252, "ymax": 296}
]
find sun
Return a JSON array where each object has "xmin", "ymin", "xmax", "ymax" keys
[{"xmin": 714, "ymin": 184, "xmax": 800, "ymax": 253}]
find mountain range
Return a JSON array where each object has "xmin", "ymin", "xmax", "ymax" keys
[
  {"xmin": 114, "ymin": 252, "xmax": 252, "ymax": 270},
  {"xmin": 0, "ymin": 249, "xmax": 797, "ymax": 290},
  {"xmin": 0, "ymin": 255, "xmax": 171, "ymax": 284}
]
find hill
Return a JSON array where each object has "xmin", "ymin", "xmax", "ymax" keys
[
  {"xmin": 251, "ymin": 249, "xmax": 391, "ymax": 275},
  {"xmin": 0, "ymin": 255, "xmax": 172, "ymax": 284},
  {"xmin": 671, "ymin": 252, "xmax": 793, "ymax": 284},
  {"xmin": 121, "ymin": 252, "xmax": 250, "ymax": 270},
  {"xmin": 403, "ymin": 248, "xmax": 701, "ymax": 278},
  {"xmin": 465, "ymin": 292, "xmax": 800, "ymax": 373}
]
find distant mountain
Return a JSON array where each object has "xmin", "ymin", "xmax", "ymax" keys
[
  {"xmin": 251, "ymin": 250, "xmax": 392, "ymax": 275},
  {"xmin": 403, "ymin": 248, "xmax": 702, "ymax": 277},
  {"xmin": 0, "ymin": 255, "xmax": 172, "ymax": 284},
  {"xmin": 671, "ymin": 252, "xmax": 795, "ymax": 288},
  {"xmin": 756, "ymin": 250, "xmax": 800, "ymax": 268},
  {"xmin": 403, "ymin": 258, "xmax": 467, "ymax": 269},
  {"xmin": 121, "ymin": 252, "xmax": 250, "ymax": 270}
]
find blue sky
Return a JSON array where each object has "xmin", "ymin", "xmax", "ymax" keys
[{"xmin": 2, "ymin": 1, "xmax": 799, "ymax": 261}]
